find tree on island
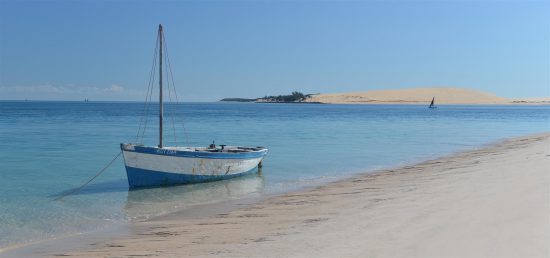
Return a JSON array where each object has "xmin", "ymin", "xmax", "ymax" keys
[
  {"xmin": 261, "ymin": 91, "xmax": 309, "ymax": 102},
  {"xmin": 221, "ymin": 91, "xmax": 315, "ymax": 103}
]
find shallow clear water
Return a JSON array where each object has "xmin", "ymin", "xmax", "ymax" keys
[{"xmin": 0, "ymin": 101, "xmax": 548, "ymax": 248}]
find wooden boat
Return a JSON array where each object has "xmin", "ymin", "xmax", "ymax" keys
[{"xmin": 120, "ymin": 25, "xmax": 268, "ymax": 188}]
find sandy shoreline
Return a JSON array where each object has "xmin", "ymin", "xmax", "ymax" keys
[{"xmin": 5, "ymin": 133, "xmax": 550, "ymax": 257}]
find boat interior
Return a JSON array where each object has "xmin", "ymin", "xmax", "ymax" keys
[
  {"xmin": 163, "ymin": 145, "xmax": 266, "ymax": 153},
  {"xmin": 123, "ymin": 143, "xmax": 266, "ymax": 153}
]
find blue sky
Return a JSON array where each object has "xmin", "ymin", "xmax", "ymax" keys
[{"xmin": 0, "ymin": 0, "xmax": 548, "ymax": 101}]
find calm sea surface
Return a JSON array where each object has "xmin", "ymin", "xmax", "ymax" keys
[{"xmin": 0, "ymin": 101, "xmax": 548, "ymax": 248}]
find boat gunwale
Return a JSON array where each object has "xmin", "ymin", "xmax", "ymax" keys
[{"xmin": 121, "ymin": 144, "xmax": 268, "ymax": 159}]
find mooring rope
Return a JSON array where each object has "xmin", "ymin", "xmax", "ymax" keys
[{"xmin": 54, "ymin": 151, "xmax": 122, "ymax": 201}]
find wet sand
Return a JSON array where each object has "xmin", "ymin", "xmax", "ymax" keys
[{"xmin": 14, "ymin": 133, "xmax": 550, "ymax": 257}]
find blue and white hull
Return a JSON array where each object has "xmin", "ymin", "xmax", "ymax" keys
[{"xmin": 121, "ymin": 144, "xmax": 268, "ymax": 188}]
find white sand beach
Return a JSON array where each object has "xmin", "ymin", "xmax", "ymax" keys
[
  {"xmin": 7, "ymin": 133, "xmax": 549, "ymax": 257},
  {"xmin": 305, "ymin": 87, "xmax": 549, "ymax": 105}
]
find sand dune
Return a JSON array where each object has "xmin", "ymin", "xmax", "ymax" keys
[{"xmin": 305, "ymin": 87, "xmax": 547, "ymax": 104}]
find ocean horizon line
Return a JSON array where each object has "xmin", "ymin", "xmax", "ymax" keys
[{"xmin": 2, "ymin": 100, "xmax": 548, "ymax": 107}]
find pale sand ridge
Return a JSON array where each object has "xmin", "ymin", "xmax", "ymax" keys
[
  {"xmin": 39, "ymin": 134, "xmax": 550, "ymax": 257},
  {"xmin": 305, "ymin": 87, "xmax": 549, "ymax": 104}
]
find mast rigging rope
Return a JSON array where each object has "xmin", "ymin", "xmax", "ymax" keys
[
  {"xmin": 163, "ymin": 33, "xmax": 190, "ymax": 146},
  {"xmin": 135, "ymin": 25, "xmax": 189, "ymax": 147},
  {"xmin": 136, "ymin": 34, "xmax": 159, "ymax": 144}
]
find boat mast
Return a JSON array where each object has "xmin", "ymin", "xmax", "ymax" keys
[{"xmin": 158, "ymin": 24, "xmax": 163, "ymax": 148}]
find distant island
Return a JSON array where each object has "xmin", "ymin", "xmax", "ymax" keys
[
  {"xmin": 221, "ymin": 88, "xmax": 550, "ymax": 105},
  {"xmin": 221, "ymin": 91, "xmax": 321, "ymax": 103},
  {"xmin": 219, "ymin": 98, "xmax": 258, "ymax": 102}
]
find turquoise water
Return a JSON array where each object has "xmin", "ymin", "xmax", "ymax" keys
[{"xmin": 0, "ymin": 101, "xmax": 548, "ymax": 248}]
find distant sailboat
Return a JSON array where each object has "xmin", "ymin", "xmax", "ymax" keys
[
  {"xmin": 120, "ymin": 24, "xmax": 268, "ymax": 188},
  {"xmin": 428, "ymin": 96, "xmax": 437, "ymax": 109}
]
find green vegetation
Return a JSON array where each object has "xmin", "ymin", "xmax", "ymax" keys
[
  {"xmin": 260, "ymin": 91, "xmax": 310, "ymax": 102},
  {"xmin": 220, "ymin": 91, "xmax": 319, "ymax": 103}
]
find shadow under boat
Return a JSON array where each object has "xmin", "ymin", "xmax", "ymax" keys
[
  {"xmin": 124, "ymin": 168, "xmax": 265, "ymax": 220},
  {"xmin": 51, "ymin": 166, "xmax": 265, "ymax": 200}
]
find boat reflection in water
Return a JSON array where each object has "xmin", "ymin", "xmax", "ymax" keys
[{"xmin": 124, "ymin": 168, "xmax": 265, "ymax": 220}]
